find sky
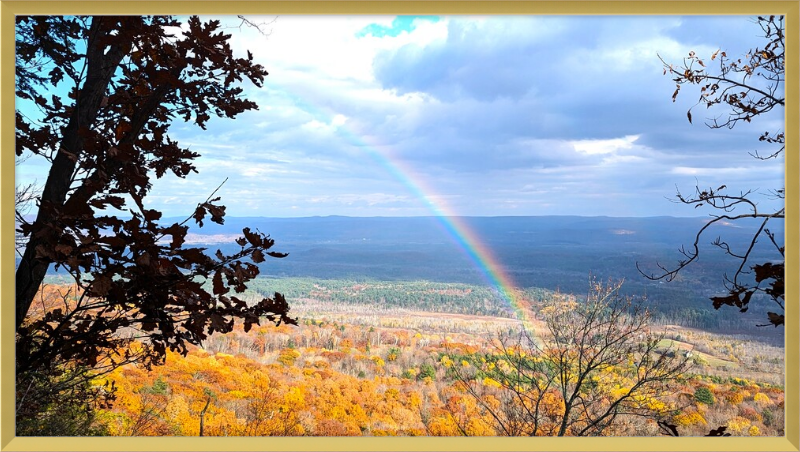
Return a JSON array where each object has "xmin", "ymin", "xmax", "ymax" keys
[{"xmin": 16, "ymin": 15, "xmax": 786, "ymax": 218}]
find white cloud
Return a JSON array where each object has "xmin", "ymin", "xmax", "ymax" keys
[
  {"xmin": 124, "ymin": 15, "xmax": 784, "ymax": 218},
  {"xmin": 300, "ymin": 119, "xmax": 329, "ymax": 132},
  {"xmin": 571, "ymin": 135, "xmax": 641, "ymax": 155},
  {"xmin": 308, "ymin": 193, "xmax": 412, "ymax": 206},
  {"xmin": 227, "ymin": 15, "xmax": 448, "ymax": 85},
  {"xmin": 671, "ymin": 166, "xmax": 750, "ymax": 176},
  {"xmin": 331, "ymin": 114, "xmax": 347, "ymax": 127}
]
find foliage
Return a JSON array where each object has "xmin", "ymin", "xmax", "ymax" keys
[
  {"xmin": 149, "ymin": 377, "xmax": 169, "ymax": 396},
  {"xmin": 245, "ymin": 274, "xmax": 777, "ymax": 332},
  {"xmin": 753, "ymin": 392, "xmax": 772, "ymax": 406},
  {"xmin": 277, "ymin": 348, "xmax": 301, "ymax": 366},
  {"xmin": 417, "ymin": 363, "xmax": 436, "ymax": 381},
  {"xmin": 641, "ymin": 15, "xmax": 785, "ymax": 327},
  {"xmin": 75, "ymin": 277, "xmax": 784, "ymax": 437},
  {"xmin": 14, "ymin": 15, "xmax": 295, "ymax": 434},
  {"xmin": 19, "ymin": 276, "xmax": 785, "ymax": 437},
  {"xmin": 15, "ymin": 360, "xmax": 112, "ymax": 436},
  {"xmin": 387, "ymin": 347, "xmax": 401, "ymax": 362},
  {"xmin": 447, "ymin": 280, "xmax": 691, "ymax": 436},
  {"xmin": 694, "ymin": 387, "xmax": 715, "ymax": 405},
  {"xmin": 247, "ymin": 277, "xmax": 551, "ymax": 319},
  {"xmin": 93, "ymin": 295, "xmax": 784, "ymax": 437},
  {"xmin": 658, "ymin": 420, "xmax": 732, "ymax": 437}
]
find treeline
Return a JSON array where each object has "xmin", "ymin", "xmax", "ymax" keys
[
  {"xmin": 222, "ymin": 276, "xmax": 778, "ymax": 334},
  {"xmin": 244, "ymin": 277, "xmax": 554, "ymax": 319},
  {"xmin": 40, "ymin": 238, "xmax": 779, "ymax": 334},
  {"xmin": 40, "ymin": 272, "xmax": 780, "ymax": 333}
]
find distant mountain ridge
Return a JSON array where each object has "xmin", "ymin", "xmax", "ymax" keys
[
  {"xmin": 160, "ymin": 214, "xmax": 782, "ymax": 247},
  {"xmin": 32, "ymin": 215, "xmax": 783, "ymax": 330},
  {"xmin": 156, "ymin": 215, "xmax": 782, "ymax": 328}
]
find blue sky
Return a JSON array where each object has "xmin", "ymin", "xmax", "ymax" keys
[{"xmin": 16, "ymin": 15, "xmax": 785, "ymax": 218}]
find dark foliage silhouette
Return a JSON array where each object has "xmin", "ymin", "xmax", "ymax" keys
[{"xmin": 15, "ymin": 15, "xmax": 295, "ymax": 434}]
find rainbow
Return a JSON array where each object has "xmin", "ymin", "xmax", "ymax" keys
[
  {"xmin": 361, "ymin": 145, "xmax": 532, "ymax": 325},
  {"xmin": 271, "ymin": 85, "xmax": 536, "ymax": 328}
]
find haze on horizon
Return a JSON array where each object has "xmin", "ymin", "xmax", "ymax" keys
[{"xmin": 16, "ymin": 15, "xmax": 785, "ymax": 219}]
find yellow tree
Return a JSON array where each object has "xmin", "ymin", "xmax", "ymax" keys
[{"xmin": 449, "ymin": 280, "xmax": 691, "ymax": 436}]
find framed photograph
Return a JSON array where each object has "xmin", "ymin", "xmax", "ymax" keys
[{"xmin": 3, "ymin": 2, "xmax": 797, "ymax": 451}]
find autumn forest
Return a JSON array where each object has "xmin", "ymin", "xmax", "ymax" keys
[
  {"xmin": 11, "ymin": 14, "xmax": 788, "ymax": 441},
  {"xmin": 20, "ymin": 275, "xmax": 785, "ymax": 437}
]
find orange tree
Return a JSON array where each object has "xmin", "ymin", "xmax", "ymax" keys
[{"xmin": 14, "ymin": 16, "xmax": 295, "ymax": 435}]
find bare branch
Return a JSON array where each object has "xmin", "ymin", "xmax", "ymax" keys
[
  {"xmin": 645, "ymin": 18, "xmax": 785, "ymax": 327},
  {"xmin": 448, "ymin": 280, "xmax": 689, "ymax": 436},
  {"xmin": 232, "ymin": 15, "xmax": 278, "ymax": 37}
]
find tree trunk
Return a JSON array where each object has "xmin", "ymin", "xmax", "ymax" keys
[
  {"xmin": 15, "ymin": 17, "xmax": 131, "ymax": 332},
  {"xmin": 199, "ymin": 396, "xmax": 211, "ymax": 436}
]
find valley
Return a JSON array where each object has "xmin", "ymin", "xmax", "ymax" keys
[
  {"xmin": 78, "ymin": 276, "xmax": 784, "ymax": 436},
  {"xmin": 33, "ymin": 216, "xmax": 786, "ymax": 436}
]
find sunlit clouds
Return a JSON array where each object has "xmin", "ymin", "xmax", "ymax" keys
[{"xmin": 15, "ymin": 15, "xmax": 785, "ymax": 218}]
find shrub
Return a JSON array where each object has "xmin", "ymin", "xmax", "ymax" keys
[
  {"xmin": 417, "ymin": 363, "xmax": 436, "ymax": 381},
  {"xmin": 694, "ymin": 387, "xmax": 715, "ymax": 405},
  {"xmin": 753, "ymin": 392, "xmax": 772, "ymax": 407},
  {"xmin": 726, "ymin": 392, "xmax": 744, "ymax": 404},
  {"xmin": 149, "ymin": 377, "xmax": 169, "ymax": 395},
  {"xmin": 277, "ymin": 348, "xmax": 301, "ymax": 366},
  {"xmin": 762, "ymin": 409, "xmax": 775, "ymax": 426},
  {"xmin": 673, "ymin": 410, "xmax": 707, "ymax": 427},
  {"xmin": 739, "ymin": 406, "xmax": 763, "ymax": 422},
  {"xmin": 726, "ymin": 416, "xmax": 751, "ymax": 434}
]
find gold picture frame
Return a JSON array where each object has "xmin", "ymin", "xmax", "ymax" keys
[{"xmin": 2, "ymin": 2, "xmax": 797, "ymax": 451}]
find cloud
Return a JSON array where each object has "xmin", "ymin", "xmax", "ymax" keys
[
  {"xmin": 571, "ymin": 135, "xmax": 641, "ymax": 156},
  {"xmin": 78, "ymin": 15, "xmax": 784, "ymax": 219},
  {"xmin": 671, "ymin": 166, "xmax": 750, "ymax": 176},
  {"xmin": 371, "ymin": 17, "xmax": 558, "ymax": 102},
  {"xmin": 309, "ymin": 192, "xmax": 412, "ymax": 207}
]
